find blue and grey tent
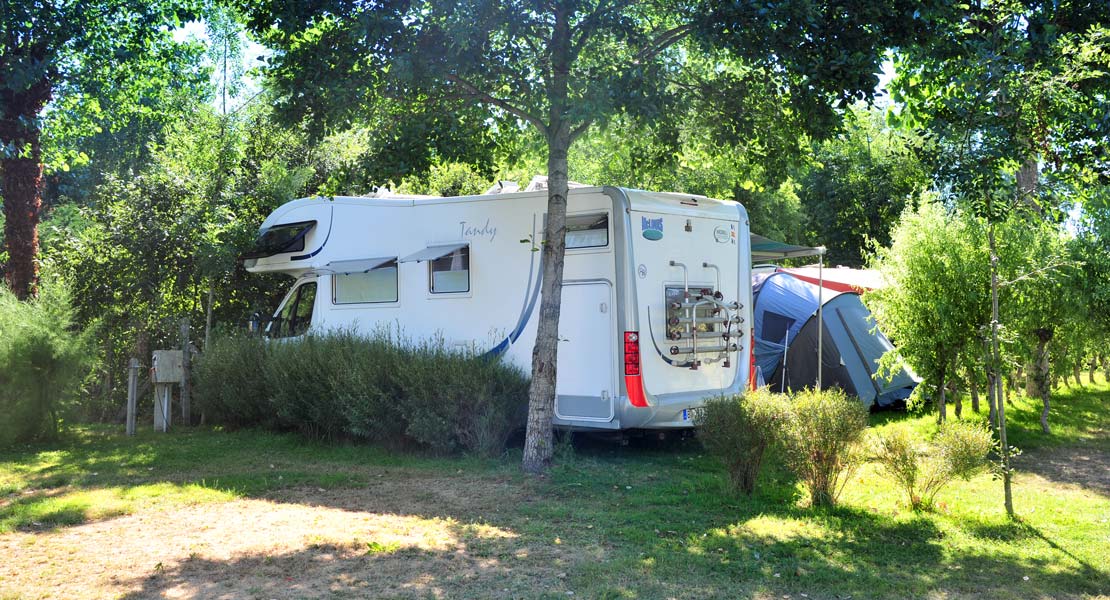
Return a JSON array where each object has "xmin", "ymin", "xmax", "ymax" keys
[{"xmin": 752, "ymin": 272, "xmax": 917, "ymax": 407}]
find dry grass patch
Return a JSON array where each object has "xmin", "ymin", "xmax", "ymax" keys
[{"xmin": 0, "ymin": 478, "xmax": 579, "ymax": 600}]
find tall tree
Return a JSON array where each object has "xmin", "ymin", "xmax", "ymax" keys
[
  {"xmin": 0, "ymin": 0, "xmax": 194, "ymax": 298},
  {"xmin": 891, "ymin": 0, "xmax": 1110, "ymax": 517},
  {"xmin": 867, "ymin": 201, "xmax": 990, "ymax": 425},
  {"xmin": 243, "ymin": 0, "xmax": 922, "ymax": 473}
]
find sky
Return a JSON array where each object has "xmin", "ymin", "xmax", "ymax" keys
[{"xmin": 173, "ymin": 20, "xmax": 269, "ymax": 112}]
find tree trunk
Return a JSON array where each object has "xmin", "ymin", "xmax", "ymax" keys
[
  {"xmin": 1, "ymin": 133, "xmax": 44, "ymax": 299},
  {"xmin": 1074, "ymin": 363, "xmax": 1082, "ymax": 388},
  {"xmin": 969, "ymin": 369, "xmax": 980, "ymax": 413},
  {"xmin": 1032, "ymin": 329, "xmax": 1052, "ymax": 434},
  {"xmin": 987, "ymin": 371, "xmax": 998, "ymax": 429},
  {"xmin": 1088, "ymin": 359, "xmax": 1096, "ymax": 386},
  {"xmin": 951, "ymin": 361, "xmax": 961, "ymax": 419},
  {"xmin": 936, "ymin": 365, "xmax": 947, "ymax": 426},
  {"xmin": 205, "ymin": 282, "xmax": 215, "ymax": 349},
  {"xmin": 1025, "ymin": 362, "xmax": 1038, "ymax": 397},
  {"xmin": 988, "ymin": 219, "xmax": 1014, "ymax": 518},
  {"xmin": 522, "ymin": 6, "xmax": 572, "ymax": 475},
  {"xmin": 1103, "ymin": 355, "xmax": 1109, "ymax": 385},
  {"xmin": 0, "ymin": 76, "xmax": 52, "ymax": 299}
]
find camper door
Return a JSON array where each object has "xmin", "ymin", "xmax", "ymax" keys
[{"xmin": 632, "ymin": 211, "xmax": 742, "ymax": 399}]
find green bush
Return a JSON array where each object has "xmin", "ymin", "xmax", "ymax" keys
[
  {"xmin": 780, "ymin": 388, "xmax": 869, "ymax": 508},
  {"xmin": 696, "ymin": 389, "xmax": 791, "ymax": 495},
  {"xmin": 192, "ymin": 334, "xmax": 272, "ymax": 429},
  {"xmin": 0, "ymin": 283, "xmax": 94, "ymax": 446},
  {"xmin": 873, "ymin": 421, "xmax": 994, "ymax": 511},
  {"xmin": 193, "ymin": 331, "xmax": 529, "ymax": 456}
]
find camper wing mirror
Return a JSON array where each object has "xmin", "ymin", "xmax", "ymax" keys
[{"xmin": 248, "ymin": 312, "xmax": 263, "ymax": 334}]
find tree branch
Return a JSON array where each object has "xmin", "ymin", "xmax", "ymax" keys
[
  {"xmin": 446, "ymin": 74, "xmax": 548, "ymax": 136},
  {"xmin": 635, "ymin": 23, "xmax": 693, "ymax": 64},
  {"xmin": 999, "ymin": 258, "xmax": 1073, "ymax": 288},
  {"xmin": 569, "ymin": 118, "xmax": 594, "ymax": 143}
]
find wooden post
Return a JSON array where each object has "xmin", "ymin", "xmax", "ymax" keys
[
  {"xmin": 180, "ymin": 318, "xmax": 191, "ymax": 426},
  {"xmin": 126, "ymin": 358, "xmax": 139, "ymax": 436}
]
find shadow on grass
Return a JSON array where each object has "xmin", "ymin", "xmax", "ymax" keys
[
  {"xmin": 114, "ymin": 535, "xmax": 567, "ymax": 600},
  {"xmin": 4, "ymin": 426, "xmax": 1108, "ymax": 598}
]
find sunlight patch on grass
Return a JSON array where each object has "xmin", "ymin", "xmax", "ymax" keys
[{"xmin": 0, "ymin": 483, "xmax": 235, "ymax": 533}]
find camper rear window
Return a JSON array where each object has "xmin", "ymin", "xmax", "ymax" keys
[
  {"xmin": 333, "ymin": 260, "xmax": 398, "ymax": 304},
  {"xmin": 430, "ymin": 245, "xmax": 470, "ymax": 293},
  {"xmin": 566, "ymin": 213, "xmax": 609, "ymax": 249}
]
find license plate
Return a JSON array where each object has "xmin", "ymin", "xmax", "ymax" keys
[{"xmin": 682, "ymin": 407, "xmax": 705, "ymax": 422}]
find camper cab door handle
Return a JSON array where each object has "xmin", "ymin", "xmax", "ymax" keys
[{"xmin": 600, "ymin": 302, "xmax": 608, "ymax": 313}]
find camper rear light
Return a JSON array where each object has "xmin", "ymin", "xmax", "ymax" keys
[
  {"xmin": 623, "ymin": 331, "xmax": 641, "ymax": 376},
  {"xmin": 624, "ymin": 331, "xmax": 648, "ymax": 408}
]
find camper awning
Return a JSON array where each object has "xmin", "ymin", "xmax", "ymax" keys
[
  {"xmin": 400, "ymin": 243, "xmax": 468, "ymax": 263},
  {"xmin": 750, "ymin": 234, "xmax": 826, "ymax": 261},
  {"xmin": 326, "ymin": 257, "xmax": 395, "ymax": 274}
]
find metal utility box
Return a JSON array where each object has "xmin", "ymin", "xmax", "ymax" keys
[{"xmin": 152, "ymin": 350, "xmax": 184, "ymax": 384}]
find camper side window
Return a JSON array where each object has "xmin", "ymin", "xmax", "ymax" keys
[
  {"xmin": 333, "ymin": 260, "xmax": 398, "ymax": 304},
  {"xmin": 429, "ymin": 245, "xmax": 470, "ymax": 293},
  {"xmin": 566, "ymin": 213, "xmax": 609, "ymax": 249}
]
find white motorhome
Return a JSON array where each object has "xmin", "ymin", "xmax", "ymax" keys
[{"xmin": 242, "ymin": 186, "xmax": 754, "ymax": 431}]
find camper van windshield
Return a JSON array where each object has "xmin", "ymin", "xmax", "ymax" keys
[
  {"xmin": 241, "ymin": 221, "xmax": 315, "ymax": 259},
  {"xmin": 268, "ymin": 282, "xmax": 317, "ymax": 338}
]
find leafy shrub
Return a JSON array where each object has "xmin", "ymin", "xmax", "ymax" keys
[
  {"xmin": 780, "ymin": 388, "xmax": 869, "ymax": 507},
  {"xmin": 696, "ymin": 389, "xmax": 791, "ymax": 494},
  {"xmin": 0, "ymin": 283, "xmax": 94, "ymax": 446},
  {"xmin": 873, "ymin": 421, "xmax": 993, "ymax": 510},
  {"xmin": 192, "ymin": 334, "xmax": 272, "ymax": 429},
  {"xmin": 193, "ymin": 331, "xmax": 529, "ymax": 456}
]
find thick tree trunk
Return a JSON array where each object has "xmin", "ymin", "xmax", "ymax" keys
[
  {"xmin": 522, "ymin": 135, "xmax": 571, "ymax": 474},
  {"xmin": 1074, "ymin": 363, "xmax": 1082, "ymax": 388},
  {"xmin": 522, "ymin": 6, "xmax": 572, "ymax": 475},
  {"xmin": 0, "ymin": 78, "xmax": 52, "ymax": 299},
  {"xmin": 0, "ymin": 134, "xmax": 44, "ymax": 299},
  {"xmin": 1102, "ymin": 355, "xmax": 1109, "ymax": 385},
  {"xmin": 1089, "ymin": 359, "xmax": 1097, "ymax": 386}
]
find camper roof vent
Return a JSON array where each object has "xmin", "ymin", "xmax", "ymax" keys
[{"xmin": 485, "ymin": 180, "xmax": 521, "ymax": 194}]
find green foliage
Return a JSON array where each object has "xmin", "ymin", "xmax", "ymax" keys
[
  {"xmin": 0, "ymin": 282, "xmax": 94, "ymax": 446},
  {"xmin": 871, "ymin": 421, "xmax": 993, "ymax": 511},
  {"xmin": 396, "ymin": 162, "xmax": 491, "ymax": 197},
  {"xmin": 696, "ymin": 390, "xmax": 791, "ymax": 495},
  {"xmin": 194, "ymin": 332, "xmax": 529, "ymax": 456},
  {"xmin": 779, "ymin": 388, "xmax": 869, "ymax": 508},
  {"xmin": 191, "ymin": 334, "xmax": 272, "ymax": 429},
  {"xmin": 798, "ymin": 106, "xmax": 930, "ymax": 266},
  {"xmin": 867, "ymin": 201, "xmax": 990, "ymax": 417}
]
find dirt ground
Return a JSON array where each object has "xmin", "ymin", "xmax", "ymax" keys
[
  {"xmin": 0, "ymin": 474, "xmax": 575, "ymax": 600},
  {"xmin": 1015, "ymin": 445, "xmax": 1110, "ymax": 496}
]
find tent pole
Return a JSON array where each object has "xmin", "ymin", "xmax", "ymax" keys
[{"xmin": 817, "ymin": 252, "xmax": 824, "ymax": 390}]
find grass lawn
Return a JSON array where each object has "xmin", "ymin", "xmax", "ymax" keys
[{"xmin": 1, "ymin": 380, "xmax": 1107, "ymax": 599}]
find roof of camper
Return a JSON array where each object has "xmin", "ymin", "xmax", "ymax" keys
[{"xmin": 262, "ymin": 187, "xmax": 743, "ymax": 230}]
